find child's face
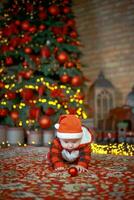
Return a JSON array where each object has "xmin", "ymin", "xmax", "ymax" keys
[{"xmin": 59, "ymin": 138, "xmax": 81, "ymax": 150}]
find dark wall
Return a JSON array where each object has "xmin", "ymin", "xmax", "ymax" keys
[{"xmin": 73, "ymin": 0, "xmax": 134, "ymax": 105}]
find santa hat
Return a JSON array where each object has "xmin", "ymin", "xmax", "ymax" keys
[{"xmin": 55, "ymin": 114, "xmax": 93, "ymax": 144}]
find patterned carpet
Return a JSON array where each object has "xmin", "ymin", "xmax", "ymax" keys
[{"xmin": 0, "ymin": 146, "xmax": 134, "ymax": 200}]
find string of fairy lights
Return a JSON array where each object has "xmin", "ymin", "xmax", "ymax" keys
[{"xmin": 91, "ymin": 143, "xmax": 134, "ymax": 156}]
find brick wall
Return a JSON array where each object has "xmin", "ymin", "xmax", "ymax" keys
[{"xmin": 73, "ymin": 0, "xmax": 134, "ymax": 106}]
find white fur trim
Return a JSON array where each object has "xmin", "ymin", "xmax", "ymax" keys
[
  {"xmin": 55, "ymin": 123, "xmax": 59, "ymax": 129},
  {"xmin": 56, "ymin": 132, "xmax": 83, "ymax": 139},
  {"xmin": 80, "ymin": 126, "xmax": 92, "ymax": 144}
]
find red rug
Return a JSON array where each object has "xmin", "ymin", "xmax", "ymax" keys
[{"xmin": 0, "ymin": 146, "xmax": 134, "ymax": 200}]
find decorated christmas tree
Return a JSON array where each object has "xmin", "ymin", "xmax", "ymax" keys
[{"xmin": 0, "ymin": 0, "xmax": 87, "ymax": 131}]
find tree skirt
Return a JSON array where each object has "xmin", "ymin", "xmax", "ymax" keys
[{"xmin": 0, "ymin": 147, "xmax": 134, "ymax": 200}]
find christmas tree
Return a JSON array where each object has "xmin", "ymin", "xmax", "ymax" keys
[{"xmin": 0, "ymin": 0, "xmax": 87, "ymax": 131}]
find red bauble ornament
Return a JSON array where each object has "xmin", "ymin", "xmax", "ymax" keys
[
  {"xmin": 68, "ymin": 167, "xmax": 78, "ymax": 177},
  {"xmin": 0, "ymin": 108, "xmax": 8, "ymax": 117},
  {"xmin": 0, "ymin": 81, "xmax": 5, "ymax": 89},
  {"xmin": 39, "ymin": 24, "xmax": 46, "ymax": 31},
  {"xmin": 41, "ymin": 46, "xmax": 51, "ymax": 58},
  {"xmin": 29, "ymin": 107, "xmax": 40, "ymax": 120},
  {"xmin": 63, "ymin": 0, "xmax": 70, "ymax": 5},
  {"xmin": 63, "ymin": 6, "xmax": 71, "ymax": 14},
  {"xmin": 56, "ymin": 37, "xmax": 64, "ymax": 43},
  {"xmin": 15, "ymin": 20, "xmax": 21, "ymax": 26},
  {"xmin": 26, "ymin": 3, "xmax": 34, "ymax": 12},
  {"xmin": 22, "ymin": 61, "xmax": 29, "ymax": 67},
  {"xmin": 54, "ymin": 47, "xmax": 59, "ymax": 54},
  {"xmin": 38, "ymin": 6, "xmax": 45, "ymax": 11},
  {"xmin": 24, "ymin": 47, "xmax": 32, "ymax": 54},
  {"xmin": 9, "ymin": 46, "xmax": 14, "ymax": 51},
  {"xmin": 5, "ymin": 57, "xmax": 13, "ymax": 65},
  {"xmin": 60, "ymin": 74, "xmax": 70, "ymax": 83},
  {"xmin": 18, "ymin": 71, "xmax": 26, "ymax": 79},
  {"xmin": 21, "ymin": 88, "xmax": 34, "ymax": 101},
  {"xmin": 21, "ymin": 21, "xmax": 30, "ymax": 31},
  {"xmin": 71, "ymin": 76, "xmax": 83, "ymax": 87},
  {"xmin": 10, "ymin": 110, "xmax": 19, "ymax": 121},
  {"xmin": 45, "ymin": 107, "xmax": 55, "ymax": 116},
  {"xmin": 24, "ymin": 70, "xmax": 33, "ymax": 79},
  {"xmin": 51, "ymin": 26, "xmax": 62, "ymax": 35},
  {"xmin": 39, "ymin": 11, "xmax": 47, "ymax": 20},
  {"xmin": 48, "ymin": 5, "xmax": 60, "ymax": 16},
  {"xmin": 6, "ymin": 91, "xmax": 16, "ymax": 100},
  {"xmin": 29, "ymin": 25, "xmax": 37, "ymax": 33},
  {"xmin": 57, "ymin": 51, "xmax": 68, "ymax": 64},
  {"xmin": 38, "ymin": 85, "xmax": 46, "ymax": 96},
  {"xmin": 39, "ymin": 116, "xmax": 51, "ymax": 129},
  {"xmin": 67, "ymin": 19, "xmax": 75, "ymax": 27},
  {"xmin": 66, "ymin": 61, "xmax": 75, "ymax": 68},
  {"xmin": 70, "ymin": 31, "xmax": 78, "ymax": 38}
]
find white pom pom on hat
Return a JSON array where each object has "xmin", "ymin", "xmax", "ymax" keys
[{"xmin": 55, "ymin": 123, "xmax": 60, "ymax": 129}]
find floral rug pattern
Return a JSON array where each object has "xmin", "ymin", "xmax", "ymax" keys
[{"xmin": 0, "ymin": 146, "xmax": 134, "ymax": 200}]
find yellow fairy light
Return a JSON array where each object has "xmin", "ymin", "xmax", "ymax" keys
[
  {"xmin": 66, "ymin": 90, "xmax": 70, "ymax": 94},
  {"xmin": 41, "ymin": 99, "xmax": 47, "ymax": 103},
  {"xmin": 13, "ymin": 105, "xmax": 17, "ymax": 109},
  {"xmin": 40, "ymin": 77, "xmax": 44, "ymax": 81},
  {"xmin": 79, "ymin": 100, "xmax": 83, "ymax": 104},
  {"xmin": 10, "ymin": 84, "xmax": 15, "ymax": 89},
  {"xmin": 57, "ymin": 104, "xmax": 61, "ymax": 109},
  {"xmin": 48, "ymin": 101, "xmax": 54, "ymax": 105},
  {"xmin": 19, "ymin": 121, "xmax": 22, "ymax": 126},
  {"xmin": 70, "ymin": 99, "xmax": 74, "ymax": 102},
  {"xmin": 26, "ymin": 120, "xmax": 29, "ymax": 124},
  {"xmin": 77, "ymin": 110, "xmax": 81, "ymax": 115},
  {"xmin": 66, "ymin": 110, "xmax": 69, "ymax": 114},
  {"xmin": 45, "ymin": 82, "xmax": 49, "ymax": 87},
  {"xmin": 20, "ymin": 103, "xmax": 25, "ymax": 107},
  {"xmin": 60, "ymin": 85, "xmax": 66, "ymax": 89},
  {"xmin": 82, "ymin": 111, "xmax": 87, "ymax": 119},
  {"xmin": 36, "ymin": 78, "xmax": 40, "ymax": 82},
  {"xmin": 5, "ymin": 85, "xmax": 9, "ymax": 89},
  {"xmin": 1, "ymin": 101, "xmax": 7, "ymax": 105},
  {"xmin": 25, "ymin": 85, "xmax": 34, "ymax": 89},
  {"xmin": 76, "ymin": 89, "xmax": 80, "ymax": 93}
]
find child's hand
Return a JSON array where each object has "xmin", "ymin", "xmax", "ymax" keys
[
  {"xmin": 75, "ymin": 165, "xmax": 88, "ymax": 173},
  {"xmin": 55, "ymin": 167, "xmax": 65, "ymax": 171}
]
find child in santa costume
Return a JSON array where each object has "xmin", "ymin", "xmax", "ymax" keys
[{"xmin": 48, "ymin": 114, "xmax": 93, "ymax": 173}]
